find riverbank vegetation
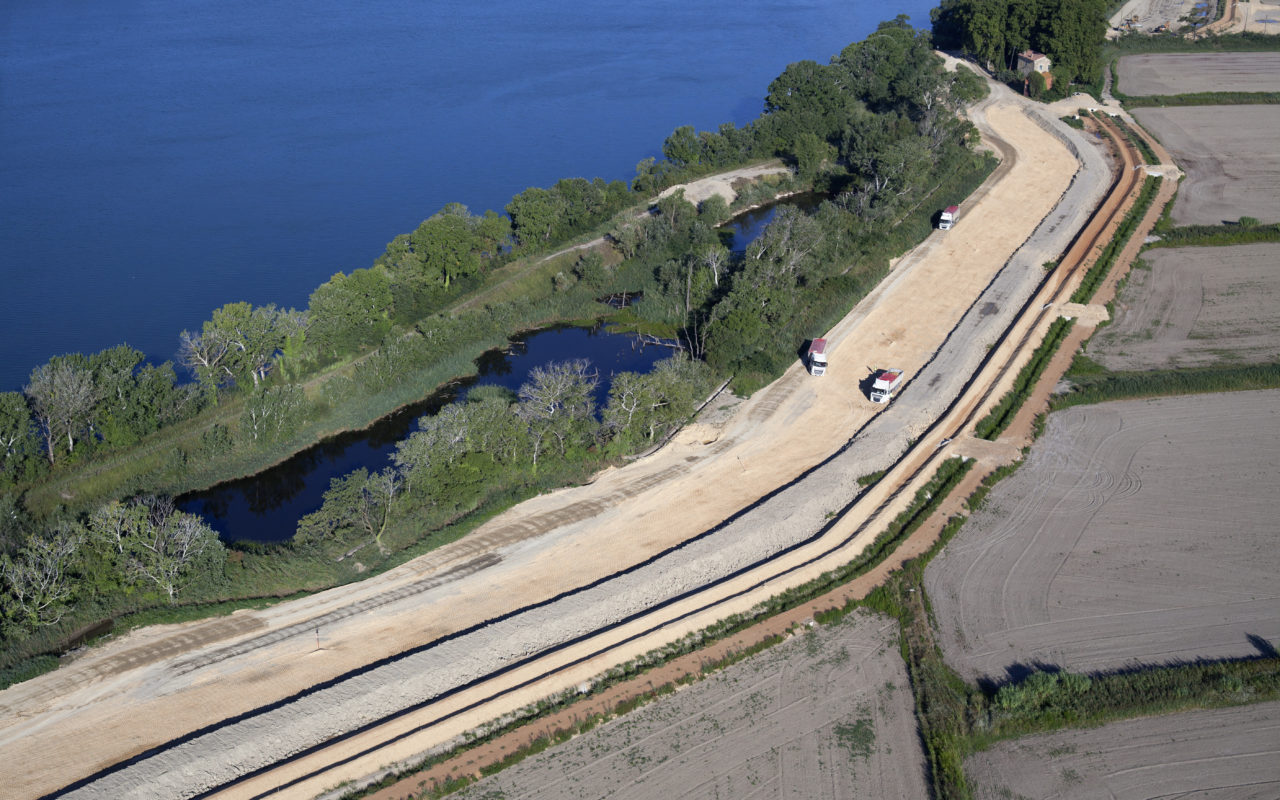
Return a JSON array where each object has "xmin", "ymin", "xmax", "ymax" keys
[{"xmin": 1, "ymin": 17, "xmax": 996, "ymax": 682}]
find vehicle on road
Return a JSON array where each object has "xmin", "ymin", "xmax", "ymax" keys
[
  {"xmin": 870, "ymin": 368, "xmax": 904, "ymax": 403},
  {"xmin": 807, "ymin": 338, "xmax": 828, "ymax": 376},
  {"xmin": 939, "ymin": 205, "xmax": 959, "ymax": 230}
]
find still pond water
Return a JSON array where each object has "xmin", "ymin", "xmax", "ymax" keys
[
  {"xmin": 179, "ymin": 324, "xmax": 670, "ymax": 543},
  {"xmin": 0, "ymin": 0, "xmax": 934, "ymax": 390}
]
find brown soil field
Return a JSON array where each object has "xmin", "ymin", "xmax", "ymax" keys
[
  {"xmin": 1133, "ymin": 106, "xmax": 1280, "ymax": 225},
  {"xmin": 1117, "ymin": 52, "xmax": 1280, "ymax": 94},
  {"xmin": 967, "ymin": 700, "xmax": 1280, "ymax": 799},
  {"xmin": 1091, "ymin": 243, "xmax": 1280, "ymax": 369},
  {"xmin": 448, "ymin": 610, "xmax": 924, "ymax": 800},
  {"xmin": 924, "ymin": 390, "xmax": 1280, "ymax": 682}
]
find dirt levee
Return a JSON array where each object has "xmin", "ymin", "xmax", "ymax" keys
[
  {"xmin": 1117, "ymin": 52, "xmax": 1280, "ymax": 94},
  {"xmin": 1134, "ymin": 106, "xmax": 1280, "ymax": 224},
  {"xmin": 1092, "ymin": 243, "xmax": 1280, "ymax": 369},
  {"xmin": 452, "ymin": 611, "xmax": 925, "ymax": 800},
  {"xmin": 925, "ymin": 391, "xmax": 1280, "ymax": 682},
  {"xmin": 967, "ymin": 701, "xmax": 1280, "ymax": 799}
]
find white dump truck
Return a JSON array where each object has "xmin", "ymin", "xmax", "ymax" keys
[
  {"xmin": 870, "ymin": 368, "xmax": 904, "ymax": 403},
  {"xmin": 807, "ymin": 338, "xmax": 828, "ymax": 376},
  {"xmin": 939, "ymin": 205, "xmax": 958, "ymax": 230}
]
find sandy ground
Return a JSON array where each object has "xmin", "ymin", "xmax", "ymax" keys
[
  {"xmin": 1108, "ymin": 0, "xmax": 1202, "ymax": 35},
  {"xmin": 1093, "ymin": 242, "xmax": 1280, "ymax": 369},
  {"xmin": 1134, "ymin": 105, "xmax": 1280, "ymax": 225},
  {"xmin": 1213, "ymin": 0, "xmax": 1280, "ymax": 34},
  {"xmin": 1117, "ymin": 52, "xmax": 1280, "ymax": 94},
  {"xmin": 967, "ymin": 700, "xmax": 1280, "ymax": 799},
  {"xmin": 448, "ymin": 610, "xmax": 924, "ymax": 800},
  {"xmin": 924, "ymin": 390, "xmax": 1280, "ymax": 683},
  {"xmin": 657, "ymin": 162, "xmax": 790, "ymax": 207},
  {"xmin": 0, "ymin": 78, "xmax": 1110, "ymax": 799}
]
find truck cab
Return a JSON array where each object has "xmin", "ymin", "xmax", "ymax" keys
[
  {"xmin": 807, "ymin": 338, "xmax": 828, "ymax": 376},
  {"xmin": 870, "ymin": 368, "xmax": 904, "ymax": 403}
]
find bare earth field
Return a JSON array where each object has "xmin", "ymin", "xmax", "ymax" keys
[
  {"xmin": 924, "ymin": 390, "xmax": 1280, "ymax": 683},
  {"xmin": 1133, "ymin": 105, "xmax": 1280, "ymax": 225},
  {"xmin": 451, "ymin": 611, "xmax": 924, "ymax": 800},
  {"xmin": 967, "ymin": 700, "xmax": 1280, "ymax": 799},
  {"xmin": 1091, "ymin": 243, "xmax": 1280, "ymax": 369},
  {"xmin": 1116, "ymin": 52, "xmax": 1280, "ymax": 95}
]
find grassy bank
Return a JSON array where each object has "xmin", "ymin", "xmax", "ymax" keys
[
  {"xmin": 1052, "ymin": 357, "xmax": 1280, "ymax": 409},
  {"xmin": 974, "ymin": 317, "xmax": 1074, "ymax": 441},
  {"xmin": 1147, "ymin": 220, "xmax": 1280, "ymax": 248},
  {"xmin": 1071, "ymin": 173, "xmax": 1162, "ymax": 304}
]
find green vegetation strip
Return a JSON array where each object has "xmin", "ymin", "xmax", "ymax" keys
[
  {"xmin": 1120, "ymin": 90, "xmax": 1280, "ymax": 107},
  {"xmin": 974, "ymin": 317, "xmax": 1075, "ymax": 441},
  {"xmin": 1108, "ymin": 115, "xmax": 1159, "ymax": 165},
  {"xmin": 1052, "ymin": 360, "xmax": 1280, "ymax": 410},
  {"xmin": 1148, "ymin": 221, "xmax": 1280, "ymax": 248},
  {"xmin": 1071, "ymin": 174, "xmax": 1162, "ymax": 304}
]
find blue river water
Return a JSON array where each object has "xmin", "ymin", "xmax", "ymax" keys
[{"xmin": 0, "ymin": 0, "xmax": 933, "ymax": 391}]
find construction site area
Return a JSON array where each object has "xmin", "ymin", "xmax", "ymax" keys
[{"xmin": 4, "ymin": 23, "xmax": 1280, "ymax": 800}]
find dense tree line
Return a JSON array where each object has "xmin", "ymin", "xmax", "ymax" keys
[{"xmin": 931, "ymin": 0, "xmax": 1108, "ymax": 88}]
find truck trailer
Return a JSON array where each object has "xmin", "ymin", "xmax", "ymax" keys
[
  {"xmin": 939, "ymin": 205, "xmax": 959, "ymax": 230},
  {"xmin": 807, "ymin": 338, "xmax": 828, "ymax": 376},
  {"xmin": 870, "ymin": 368, "xmax": 904, "ymax": 403}
]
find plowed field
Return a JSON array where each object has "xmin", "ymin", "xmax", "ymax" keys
[
  {"xmin": 967, "ymin": 701, "xmax": 1280, "ymax": 799},
  {"xmin": 1133, "ymin": 106, "xmax": 1280, "ymax": 225},
  {"xmin": 924, "ymin": 390, "xmax": 1280, "ymax": 682},
  {"xmin": 1092, "ymin": 243, "xmax": 1280, "ymax": 369},
  {"xmin": 1117, "ymin": 52, "xmax": 1280, "ymax": 94},
  {"xmin": 450, "ymin": 611, "xmax": 925, "ymax": 800}
]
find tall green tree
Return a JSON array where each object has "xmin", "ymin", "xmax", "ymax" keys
[{"xmin": 25, "ymin": 358, "xmax": 97, "ymax": 464}]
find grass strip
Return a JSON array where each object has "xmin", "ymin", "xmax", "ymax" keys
[
  {"xmin": 974, "ymin": 656, "xmax": 1280, "ymax": 748},
  {"xmin": 1052, "ymin": 361, "xmax": 1280, "ymax": 410},
  {"xmin": 1108, "ymin": 115, "xmax": 1159, "ymax": 164},
  {"xmin": 1121, "ymin": 90, "xmax": 1280, "ymax": 107},
  {"xmin": 974, "ymin": 317, "xmax": 1075, "ymax": 441},
  {"xmin": 1148, "ymin": 221, "xmax": 1280, "ymax": 248},
  {"xmin": 1071, "ymin": 174, "xmax": 1162, "ymax": 304}
]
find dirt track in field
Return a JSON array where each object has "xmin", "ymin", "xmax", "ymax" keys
[
  {"xmin": 967, "ymin": 700, "xmax": 1280, "ymax": 799},
  {"xmin": 1093, "ymin": 242, "xmax": 1280, "ymax": 369},
  {"xmin": 0, "ymin": 73, "xmax": 1113, "ymax": 800},
  {"xmin": 1116, "ymin": 52, "xmax": 1280, "ymax": 94},
  {"xmin": 924, "ymin": 390, "xmax": 1280, "ymax": 683},
  {"xmin": 1134, "ymin": 105, "xmax": 1280, "ymax": 225},
  {"xmin": 449, "ymin": 611, "xmax": 924, "ymax": 800}
]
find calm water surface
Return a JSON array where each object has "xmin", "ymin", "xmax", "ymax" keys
[
  {"xmin": 179, "ymin": 324, "xmax": 669, "ymax": 543},
  {"xmin": 0, "ymin": 0, "xmax": 933, "ymax": 390}
]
